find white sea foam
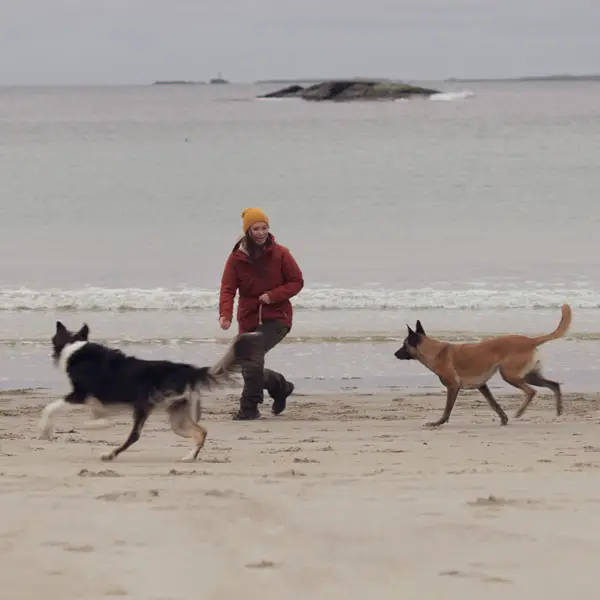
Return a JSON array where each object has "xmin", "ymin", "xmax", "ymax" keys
[
  {"xmin": 429, "ymin": 90, "xmax": 475, "ymax": 101},
  {"xmin": 0, "ymin": 286, "xmax": 595, "ymax": 312}
]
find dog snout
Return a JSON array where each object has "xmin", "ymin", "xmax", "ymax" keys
[{"xmin": 394, "ymin": 346, "xmax": 413, "ymax": 360}]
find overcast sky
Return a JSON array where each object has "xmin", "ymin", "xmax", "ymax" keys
[{"xmin": 0, "ymin": 0, "xmax": 599, "ymax": 85}]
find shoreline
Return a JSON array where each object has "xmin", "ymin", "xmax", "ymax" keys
[
  {"xmin": 2, "ymin": 390, "xmax": 600, "ymax": 598},
  {"xmin": 1, "ymin": 305, "xmax": 596, "ymax": 393},
  {"xmin": 2, "ymin": 333, "xmax": 599, "ymax": 395}
]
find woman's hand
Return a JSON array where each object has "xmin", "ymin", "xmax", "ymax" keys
[
  {"xmin": 258, "ymin": 293, "xmax": 271, "ymax": 304},
  {"xmin": 219, "ymin": 316, "xmax": 231, "ymax": 330}
]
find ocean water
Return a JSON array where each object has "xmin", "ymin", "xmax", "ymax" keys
[{"xmin": 1, "ymin": 80, "xmax": 600, "ymax": 395}]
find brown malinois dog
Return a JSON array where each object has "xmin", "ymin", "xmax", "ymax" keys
[{"xmin": 394, "ymin": 304, "xmax": 572, "ymax": 427}]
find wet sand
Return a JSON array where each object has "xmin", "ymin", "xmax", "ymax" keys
[{"xmin": 2, "ymin": 388, "xmax": 600, "ymax": 599}]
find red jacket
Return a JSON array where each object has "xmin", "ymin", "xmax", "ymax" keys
[{"xmin": 219, "ymin": 235, "xmax": 304, "ymax": 334}]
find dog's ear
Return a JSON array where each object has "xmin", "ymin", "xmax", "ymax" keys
[
  {"xmin": 76, "ymin": 324, "xmax": 90, "ymax": 341},
  {"xmin": 415, "ymin": 320, "xmax": 425, "ymax": 335},
  {"xmin": 56, "ymin": 321, "xmax": 66, "ymax": 333},
  {"xmin": 406, "ymin": 324, "xmax": 415, "ymax": 336}
]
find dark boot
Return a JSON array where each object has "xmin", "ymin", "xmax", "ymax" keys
[
  {"xmin": 233, "ymin": 360, "xmax": 263, "ymax": 420},
  {"xmin": 271, "ymin": 382, "xmax": 295, "ymax": 415},
  {"xmin": 232, "ymin": 405, "xmax": 260, "ymax": 420},
  {"xmin": 265, "ymin": 368, "xmax": 295, "ymax": 415}
]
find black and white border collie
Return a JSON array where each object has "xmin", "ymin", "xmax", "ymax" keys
[{"xmin": 39, "ymin": 321, "xmax": 261, "ymax": 462}]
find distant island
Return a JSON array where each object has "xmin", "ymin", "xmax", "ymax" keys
[
  {"xmin": 209, "ymin": 72, "xmax": 229, "ymax": 84},
  {"xmin": 257, "ymin": 79, "xmax": 440, "ymax": 101},
  {"xmin": 153, "ymin": 80, "xmax": 205, "ymax": 85},
  {"xmin": 153, "ymin": 73, "xmax": 230, "ymax": 85}
]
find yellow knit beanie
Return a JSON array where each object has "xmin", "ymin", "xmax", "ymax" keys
[{"xmin": 241, "ymin": 207, "xmax": 269, "ymax": 232}]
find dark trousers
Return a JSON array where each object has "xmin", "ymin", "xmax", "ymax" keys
[{"xmin": 239, "ymin": 320, "xmax": 290, "ymax": 409}]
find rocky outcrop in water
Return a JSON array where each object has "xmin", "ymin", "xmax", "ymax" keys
[
  {"xmin": 258, "ymin": 80, "xmax": 440, "ymax": 101},
  {"xmin": 259, "ymin": 84, "xmax": 305, "ymax": 98}
]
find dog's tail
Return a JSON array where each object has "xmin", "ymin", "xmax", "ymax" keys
[
  {"xmin": 207, "ymin": 331, "xmax": 263, "ymax": 384},
  {"xmin": 532, "ymin": 303, "xmax": 572, "ymax": 346},
  {"xmin": 183, "ymin": 332, "xmax": 263, "ymax": 422}
]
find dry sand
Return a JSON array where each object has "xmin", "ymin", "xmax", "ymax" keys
[{"xmin": 2, "ymin": 387, "xmax": 600, "ymax": 600}]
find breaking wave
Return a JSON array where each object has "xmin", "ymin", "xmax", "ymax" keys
[{"xmin": 429, "ymin": 90, "xmax": 475, "ymax": 101}]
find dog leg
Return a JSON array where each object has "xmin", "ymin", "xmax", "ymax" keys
[
  {"xmin": 101, "ymin": 407, "xmax": 149, "ymax": 461},
  {"xmin": 38, "ymin": 398, "xmax": 68, "ymax": 440},
  {"xmin": 501, "ymin": 372, "xmax": 537, "ymax": 418},
  {"xmin": 426, "ymin": 384, "xmax": 460, "ymax": 427},
  {"xmin": 478, "ymin": 384, "xmax": 509, "ymax": 425},
  {"xmin": 82, "ymin": 418, "xmax": 112, "ymax": 430},
  {"xmin": 167, "ymin": 399, "xmax": 208, "ymax": 462},
  {"xmin": 38, "ymin": 390, "xmax": 85, "ymax": 439},
  {"xmin": 189, "ymin": 392, "xmax": 202, "ymax": 423},
  {"xmin": 525, "ymin": 369, "xmax": 563, "ymax": 416},
  {"xmin": 82, "ymin": 397, "xmax": 111, "ymax": 430}
]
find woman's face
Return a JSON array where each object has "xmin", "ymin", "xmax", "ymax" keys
[{"xmin": 249, "ymin": 221, "xmax": 269, "ymax": 245}]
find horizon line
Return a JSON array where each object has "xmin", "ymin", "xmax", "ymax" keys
[{"xmin": 0, "ymin": 72, "xmax": 599, "ymax": 87}]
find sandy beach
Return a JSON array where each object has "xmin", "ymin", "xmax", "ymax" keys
[{"xmin": 2, "ymin": 388, "xmax": 600, "ymax": 599}]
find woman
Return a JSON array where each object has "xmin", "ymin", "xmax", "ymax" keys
[{"xmin": 219, "ymin": 208, "xmax": 304, "ymax": 420}]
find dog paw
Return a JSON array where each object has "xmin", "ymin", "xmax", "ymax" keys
[
  {"xmin": 179, "ymin": 452, "xmax": 198, "ymax": 463},
  {"xmin": 100, "ymin": 453, "xmax": 115, "ymax": 462},
  {"xmin": 424, "ymin": 421, "xmax": 444, "ymax": 428},
  {"xmin": 38, "ymin": 430, "xmax": 54, "ymax": 441}
]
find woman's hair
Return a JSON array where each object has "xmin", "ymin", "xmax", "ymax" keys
[
  {"xmin": 242, "ymin": 232, "xmax": 272, "ymax": 280},
  {"xmin": 244, "ymin": 230, "xmax": 271, "ymax": 262}
]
